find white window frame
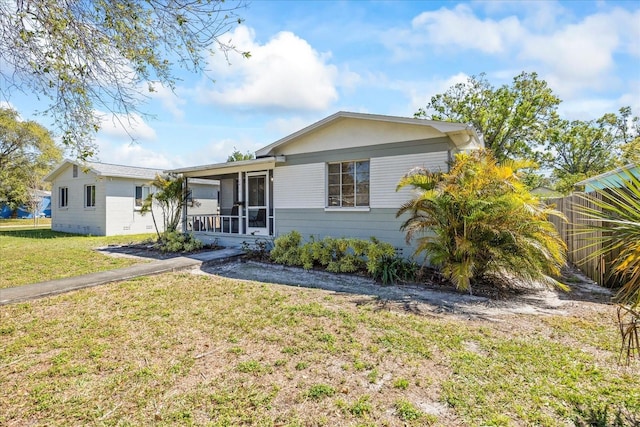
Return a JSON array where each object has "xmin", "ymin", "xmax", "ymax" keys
[
  {"xmin": 326, "ymin": 159, "xmax": 370, "ymax": 209},
  {"xmin": 59, "ymin": 187, "xmax": 68, "ymax": 208},
  {"xmin": 85, "ymin": 184, "xmax": 96, "ymax": 208},
  {"xmin": 135, "ymin": 185, "xmax": 150, "ymax": 209}
]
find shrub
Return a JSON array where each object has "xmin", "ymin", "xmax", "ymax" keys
[
  {"xmin": 270, "ymin": 230, "xmax": 303, "ymax": 265},
  {"xmin": 373, "ymin": 255, "xmax": 419, "ymax": 285},
  {"xmin": 157, "ymin": 231, "xmax": 203, "ymax": 253},
  {"xmin": 270, "ymin": 232, "xmax": 396, "ymax": 277},
  {"xmin": 241, "ymin": 238, "xmax": 272, "ymax": 261}
]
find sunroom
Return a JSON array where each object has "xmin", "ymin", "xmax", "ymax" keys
[{"xmin": 170, "ymin": 156, "xmax": 285, "ymax": 247}]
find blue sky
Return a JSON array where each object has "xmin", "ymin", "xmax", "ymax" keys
[{"xmin": 5, "ymin": 0, "xmax": 640, "ymax": 169}]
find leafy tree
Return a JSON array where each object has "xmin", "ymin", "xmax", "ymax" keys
[
  {"xmin": 545, "ymin": 107, "xmax": 639, "ymax": 194},
  {"xmin": 396, "ymin": 149, "xmax": 567, "ymax": 294},
  {"xmin": 519, "ymin": 169, "xmax": 553, "ymax": 191},
  {"xmin": 607, "ymin": 106, "xmax": 640, "ymax": 166},
  {"xmin": 620, "ymin": 138, "xmax": 640, "ymax": 165},
  {"xmin": 415, "ymin": 72, "xmax": 560, "ymax": 162},
  {"xmin": 0, "ymin": 108, "xmax": 62, "ymax": 213},
  {"xmin": 227, "ymin": 146, "xmax": 255, "ymax": 162},
  {"xmin": 0, "ymin": 0, "xmax": 248, "ymax": 158}
]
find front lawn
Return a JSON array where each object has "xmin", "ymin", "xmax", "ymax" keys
[
  {"xmin": 0, "ymin": 230, "xmax": 155, "ymax": 288},
  {"xmin": 0, "ymin": 218, "xmax": 51, "ymax": 228},
  {"xmin": 1, "ymin": 272, "xmax": 637, "ymax": 426}
]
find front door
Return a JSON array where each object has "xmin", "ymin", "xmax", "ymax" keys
[{"xmin": 246, "ymin": 172, "xmax": 269, "ymax": 235}]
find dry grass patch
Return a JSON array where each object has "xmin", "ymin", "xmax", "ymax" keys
[{"xmin": 0, "ymin": 272, "xmax": 638, "ymax": 426}]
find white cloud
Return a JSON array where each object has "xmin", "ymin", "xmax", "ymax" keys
[
  {"xmin": 201, "ymin": 26, "xmax": 339, "ymax": 110},
  {"xmin": 266, "ymin": 116, "xmax": 317, "ymax": 138},
  {"xmin": 92, "ymin": 138, "xmax": 173, "ymax": 169},
  {"xmin": 410, "ymin": 4, "xmax": 524, "ymax": 54},
  {"xmin": 385, "ymin": 4, "xmax": 639, "ymax": 99},
  {"xmin": 146, "ymin": 82, "xmax": 186, "ymax": 120},
  {"xmin": 97, "ymin": 111, "xmax": 157, "ymax": 142},
  {"xmin": 520, "ymin": 12, "xmax": 620, "ymax": 95},
  {"xmin": 181, "ymin": 137, "xmax": 262, "ymax": 166},
  {"xmin": 0, "ymin": 100, "xmax": 16, "ymax": 111},
  {"xmin": 402, "ymin": 72, "xmax": 470, "ymax": 115}
]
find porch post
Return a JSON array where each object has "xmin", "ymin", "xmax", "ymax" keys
[
  {"xmin": 182, "ymin": 176, "xmax": 188, "ymax": 233},
  {"xmin": 237, "ymin": 171, "xmax": 243, "ymax": 234}
]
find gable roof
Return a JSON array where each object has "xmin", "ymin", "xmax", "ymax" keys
[
  {"xmin": 255, "ymin": 111, "xmax": 483, "ymax": 157},
  {"xmin": 44, "ymin": 159, "xmax": 163, "ymax": 182}
]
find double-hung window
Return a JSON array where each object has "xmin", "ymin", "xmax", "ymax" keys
[
  {"xmin": 135, "ymin": 185, "xmax": 150, "ymax": 208},
  {"xmin": 59, "ymin": 187, "xmax": 68, "ymax": 208},
  {"xmin": 327, "ymin": 160, "xmax": 370, "ymax": 207},
  {"xmin": 85, "ymin": 185, "xmax": 96, "ymax": 208}
]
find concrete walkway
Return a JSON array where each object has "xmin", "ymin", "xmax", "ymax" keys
[{"xmin": 0, "ymin": 248, "xmax": 244, "ymax": 306}]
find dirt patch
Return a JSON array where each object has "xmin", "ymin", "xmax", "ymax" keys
[
  {"xmin": 198, "ymin": 260, "xmax": 614, "ymax": 320},
  {"xmin": 96, "ymin": 244, "xmax": 615, "ymax": 320}
]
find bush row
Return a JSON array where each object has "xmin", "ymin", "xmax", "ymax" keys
[{"xmin": 270, "ymin": 231, "xmax": 418, "ymax": 284}]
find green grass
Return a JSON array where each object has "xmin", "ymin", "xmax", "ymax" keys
[
  {"xmin": 0, "ymin": 272, "xmax": 638, "ymax": 426},
  {"xmin": 0, "ymin": 229, "xmax": 155, "ymax": 288},
  {"xmin": 0, "ymin": 218, "xmax": 52, "ymax": 227}
]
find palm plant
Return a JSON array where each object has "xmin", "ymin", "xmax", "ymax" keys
[
  {"xmin": 572, "ymin": 169, "xmax": 640, "ymax": 363},
  {"xmin": 573, "ymin": 169, "xmax": 640, "ymax": 308},
  {"xmin": 141, "ymin": 173, "xmax": 186, "ymax": 237},
  {"xmin": 396, "ymin": 149, "xmax": 567, "ymax": 294}
]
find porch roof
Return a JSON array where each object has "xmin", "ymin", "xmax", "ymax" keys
[{"xmin": 167, "ymin": 156, "xmax": 286, "ymax": 179}]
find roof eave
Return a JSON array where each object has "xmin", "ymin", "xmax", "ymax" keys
[{"xmin": 167, "ymin": 156, "xmax": 286, "ymax": 177}]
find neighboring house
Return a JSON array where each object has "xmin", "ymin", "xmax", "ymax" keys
[
  {"xmin": 0, "ymin": 190, "xmax": 51, "ymax": 218},
  {"xmin": 574, "ymin": 163, "xmax": 639, "ymax": 193},
  {"xmin": 44, "ymin": 160, "xmax": 219, "ymax": 236},
  {"xmin": 169, "ymin": 111, "xmax": 483, "ymax": 256}
]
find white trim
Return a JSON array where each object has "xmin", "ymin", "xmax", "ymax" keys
[
  {"xmin": 324, "ymin": 207, "xmax": 370, "ymax": 212},
  {"xmin": 245, "ymin": 171, "xmax": 269, "ymax": 236}
]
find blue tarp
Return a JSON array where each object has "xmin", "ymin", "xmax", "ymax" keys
[
  {"xmin": 0, "ymin": 204, "xmax": 11, "ymax": 218},
  {"xmin": 0, "ymin": 196, "xmax": 51, "ymax": 218}
]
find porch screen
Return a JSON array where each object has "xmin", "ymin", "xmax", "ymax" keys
[{"xmin": 327, "ymin": 160, "xmax": 369, "ymax": 207}]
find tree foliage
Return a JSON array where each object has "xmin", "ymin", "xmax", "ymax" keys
[
  {"xmin": 546, "ymin": 107, "xmax": 639, "ymax": 193},
  {"xmin": 227, "ymin": 146, "xmax": 255, "ymax": 162},
  {"xmin": 415, "ymin": 72, "xmax": 560, "ymax": 162},
  {"xmin": 0, "ymin": 108, "xmax": 62, "ymax": 211},
  {"xmin": 396, "ymin": 149, "xmax": 567, "ymax": 294},
  {"xmin": 0, "ymin": 0, "xmax": 248, "ymax": 158}
]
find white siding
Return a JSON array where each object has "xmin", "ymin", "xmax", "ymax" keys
[
  {"xmin": 274, "ymin": 163, "xmax": 325, "ymax": 209},
  {"xmin": 275, "ymin": 119, "xmax": 444, "ymax": 156},
  {"xmin": 104, "ymin": 179, "xmax": 159, "ymax": 235},
  {"xmin": 370, "ymin": 151, "xmax": 448, "ymax": 208},
  {"xmin": 50, "ymin": 165, "xmax": 106, "ymax": 235}
]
